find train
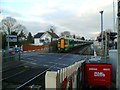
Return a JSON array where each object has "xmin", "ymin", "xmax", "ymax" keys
[{"xmin": 57, "ymin": 38, "xmax": 92, "ymax": 52}]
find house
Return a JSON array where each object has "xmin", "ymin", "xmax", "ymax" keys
[{"xmin": 34, "ymin": 31, "xmax": 59, "ymax": 45}]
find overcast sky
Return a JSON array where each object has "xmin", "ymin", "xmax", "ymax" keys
[{"xmin": 0, "ymin": 0, "xmax": 118, "ymax": 39}]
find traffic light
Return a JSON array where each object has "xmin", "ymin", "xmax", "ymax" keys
[
  {"xmin": 97, "ymin": 32, "xmax": 105, "ymax": 42},
  {"xmin": 97, "ymin": 36, "xmax": 102, "ymax": 42},
  {"xmin": 109, "ymin": 32, "xmax": 117, "ymax": 41},
  {"xmin": 108, "ymin": 32, "xmax": 117, "ymax": 48}
]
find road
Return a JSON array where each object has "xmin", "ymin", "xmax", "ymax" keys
[
  {"xmin": 2, "ymin": 52, "xmax": 88, "ymax": 89},
  {"xmin": 21, "ymin": 52, "xmax": 86, "ymax": 67}
]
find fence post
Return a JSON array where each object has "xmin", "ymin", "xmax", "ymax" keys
[{"xmin": 19, "ymin": 51, "xmax": 20, "ymax": 61}]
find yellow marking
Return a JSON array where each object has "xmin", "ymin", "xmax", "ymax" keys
[{"xmin": 61, "ymin": 39, "xmax": 64, "ymax": 48}]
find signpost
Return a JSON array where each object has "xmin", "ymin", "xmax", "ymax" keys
[
  {"xmin": 117, "ymin": 0, "xmax": 120, "ymax": 89},
  {"xmin": 6, "ymin": 35, "xmax": 17, "ymax": 42},
  {"xmin": 6, "ymin": 35, "xmax": 17, "ymax": 49}
]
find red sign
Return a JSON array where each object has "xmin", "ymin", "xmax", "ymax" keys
[{"xmin": 86, "ymin": 64, "xmax": 112, "ymax": 87}]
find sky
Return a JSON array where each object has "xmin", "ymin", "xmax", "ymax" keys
[{"xmin": 0, "ymin": 0, "xmax": 118, "ymax": 39}]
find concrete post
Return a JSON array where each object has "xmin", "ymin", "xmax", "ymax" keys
[
  {"xmin": 100, "ymin": 11, "xmax": 104, "ymax": 58},
  {"xmin": 117, "ymin": 0, "xmax": 120, "ymax": 89}
]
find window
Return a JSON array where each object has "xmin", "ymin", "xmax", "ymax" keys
[
  {"xmin": 65, "ymin": 39, "xmax": 68, "ymax": 44},
  {"xmin": 40, "ymin": 39, "xmax": 44, "ymax": 42}
]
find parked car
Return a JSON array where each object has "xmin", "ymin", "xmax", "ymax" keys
[
  {"xmin": 2, "ymin": 49, "xmax": 5, "ymax": 56},
  {"xmin": 8, "ymin": 47, "xmax": 15, "ymax": 55}
]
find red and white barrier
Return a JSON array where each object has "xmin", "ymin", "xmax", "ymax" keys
[{"xmin": 45, "ymin": 60, "xmax": 85, "ymax": 89}]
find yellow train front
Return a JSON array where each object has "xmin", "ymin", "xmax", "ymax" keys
[{"xmin": 58, "ymin": 38, "xmax": 74, "ymax": 52}]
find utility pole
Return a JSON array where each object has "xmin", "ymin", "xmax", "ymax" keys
[
  {"xmin": 117, "ymin": 0, "xmax": 120, "ymax": 89},
  {"xmin": 113, "ymin": 0, "xmax": 116, "ymax": 32},
  {"xmin": 113, "ymin": 0, "xmax": 116, "ymax": 49},
  {"xmin": 100, "ymin": 11, "xmax": 104, "ymax": 57},
  {"xmin": 105, "ymin": 31, "xmax": 107, "ymax": 60}
]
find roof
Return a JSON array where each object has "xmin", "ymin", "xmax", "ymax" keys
[
  {"xmin": 34, "ymin": 32, "xmax": 44, "ymax": 38},
  {"xmin": 34, "ymin": 31, "xmax": 59, "ymax": 38},
  {"xmin": 47, "ymin": 31, "xmax": 59, "ymax": 38}
]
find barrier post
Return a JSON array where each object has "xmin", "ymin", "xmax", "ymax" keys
[{"xmin": 45, "ymin": 71, "xmax": 58, "ymax": 89}]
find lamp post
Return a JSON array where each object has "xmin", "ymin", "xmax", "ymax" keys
[
  {"xmin": 113, "ymin": 0, "xmax": 116, "ymax": 49},
  {"xmin": 100, "ymin": 10, "xmax": 104, "ymax": 57},
  {"xmin": 7, "ymin": 27, "xmax": 10, "ymax": 50}
]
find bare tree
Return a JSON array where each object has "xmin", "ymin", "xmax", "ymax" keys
[
  {"xmin": 0, "ymin": 17, "xmax": 28, "ymax": 48},
  {"xmin": 81, "ymin": 36, "xmax": 85, "ymax": 40},
  {"xmin": 0, "ymin": 17, "xmax": 27, "ymax": 36},
  {"xmin": 13, "ymin": 24, "xmax": 27, "ymax": 36},
  {"xmin": 60, "ymin": 31, "xmax": 71, "ymax": 38},
  {"xmin": 1, "ymin": 17, "xmax": 16, "ymax": 34},
  {"xmin": 49, "ymin": 25, "xmax": 56, "ymax": 33}
]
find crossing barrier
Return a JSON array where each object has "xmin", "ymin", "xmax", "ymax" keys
[{"xmin": 45, "ymin": 60, "xmax": 85, "ymax": 89}]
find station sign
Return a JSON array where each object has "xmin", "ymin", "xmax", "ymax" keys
[{"xmin": 6, "ymin": 35, "xmax": 17, "ymax": 42}]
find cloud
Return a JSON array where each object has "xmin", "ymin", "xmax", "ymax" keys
[
  {"xmin": 0, "ymin": 8, "xmax": 23, "ymax": 18},
  {"xmin": 0, "ymin": 0, "xmax": 116, "ymax": 39}
]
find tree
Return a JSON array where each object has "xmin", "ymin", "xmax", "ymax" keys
[
  {"xmin": 13, "ymin": 24, "xmax": 27, "ymax": 36},
  {"xmin": 60, "ymin": 31, "xmax": 71, "ymax": 38},
  {"xmin": 49, "ymin": 25, "xmax": 56, "ymax": 33},
  {"xmin": 81, "ymin": 37, "xmax": 85, "ymax": 40},
  {"xmin": 17, "ymin": 30, "xmax": 27, "ymax": 46},
  {"xmin": 76, "ymin": 35, "xmax": 81, "ymax": 40},
  {"xmin": 73, "ymin": 34, "xmax": 75, "ymax": 38},
  {"xmin": 18, "ymin": 30, "xmax": 26, "ymax": 39},
  {"xmin": 47, "ymin": 25, "xmax": 56, "ymax": 42},
  {"xmin": 27, "ymin": 32, "xmax": 34, "ymax": 44},
  {"xmin": 0, "ymin": 17, "xmax": 27, "ymax": 48},
  {"xmin": 0, "ymin": 17, "xmax": 27, "ymax": 36},
  {"xmin": 1, "ymin": 17, "xmax": 16, "ymax": 34}
]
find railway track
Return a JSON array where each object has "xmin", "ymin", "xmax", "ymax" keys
[{"xmin": 69, "ymin": 44, "xmax": 91, "ymax": 55}]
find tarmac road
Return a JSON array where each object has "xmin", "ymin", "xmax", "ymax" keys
[{"xmin": 2, "ymin": 52, "xmax": 87, "ymax": 89}]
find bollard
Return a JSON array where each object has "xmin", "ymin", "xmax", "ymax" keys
[{"xmin": 19, "ymin": 51, "xmax": 20, "ymax": 61}]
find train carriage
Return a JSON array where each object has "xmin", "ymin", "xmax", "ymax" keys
[{"xmin": 58, "ymin": 38, "xmax": 93, "ymax": 52}]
